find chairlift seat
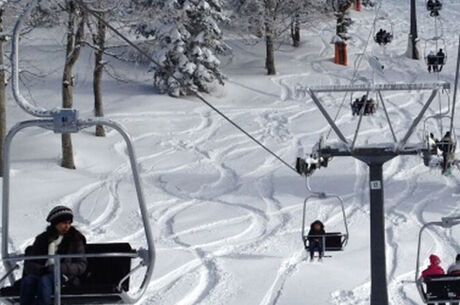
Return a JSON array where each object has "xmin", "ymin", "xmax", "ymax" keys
[
  {"xmin": 424, "ymin": 275, "xmax": 460, "ymax": 302},
  {"xmin": 351, "ymin": 98, "xmax": 377, "ymax": 116},
  {"xmin": 0, "ymin": 243, "xmax": 135, "ymax": 304},
  {"xmin": 303, "ymin": 232, "xmax": 345, "ymax": 251}
]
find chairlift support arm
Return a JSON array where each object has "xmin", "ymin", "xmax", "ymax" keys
[
  {"xmin": 299, "ymin": 83, "xmax": 450, "ymax": 94},
  {"xmin": 308, "ymin": 90, "xmax": 350, "ymax": 146},
  {"xmin": 398, "ymin": 89, "xmax": 439, "ymax": 149},
  {"xmin": 11, "ymin": 0, "xmax": 54, "ymax": 118}
]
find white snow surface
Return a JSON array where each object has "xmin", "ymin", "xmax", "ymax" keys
[{"xmin": 2, "ymin": 1, "xmax": 460, "ymax": 305}]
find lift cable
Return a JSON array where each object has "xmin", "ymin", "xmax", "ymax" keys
[
  {"xmin": 450, "ymin": 35, "xmax": 460, "ymax": 135},
  {"xmin": 74, "ymin": 0, "xmax": 300, "ymax": 175}
]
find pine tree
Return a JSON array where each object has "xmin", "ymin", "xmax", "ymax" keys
[{"xmin": 137, "ymin": 0, "xmax": 226, "ymax": 97}]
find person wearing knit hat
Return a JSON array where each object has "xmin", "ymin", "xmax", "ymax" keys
[
  {"xmin": 46, "ymin": 206, "xmax": 73, "ymax": 226},
  {"xmin": 447, "ymin": 253, "xmax": 460, "ymax": 275},
  {"xmin": 20, "ymin": 206, "xmax": 87, "ymax": 305}
]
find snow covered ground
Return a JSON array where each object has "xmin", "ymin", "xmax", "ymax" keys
[{"xmin": 2, "ymin": 0, "xmax": 460, "ymax": 304}]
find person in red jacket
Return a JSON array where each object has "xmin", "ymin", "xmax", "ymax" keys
[
  {"xmin": 421, "ymin": 254, "xmax": 446, "ymax": 305},
  {"xmin": 422, "ymin": 254, "xmax": 445, "ymax": 278}
]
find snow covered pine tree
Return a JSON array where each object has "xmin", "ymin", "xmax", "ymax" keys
[{"xmin": 137, "ymin": 0, "xmax": 226, "ymax": 97}]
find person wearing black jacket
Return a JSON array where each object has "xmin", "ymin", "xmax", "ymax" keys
[
  {"xmin": 20, "ymin": 206, "xmax": 87, "ymax": 305},
  {"xmin": 308, "ymin": 220, "xmax": 326, "ymax": 261},
  {"xmin": 438, "ymin": 131, "xmax": 455, "ymax": 174}
]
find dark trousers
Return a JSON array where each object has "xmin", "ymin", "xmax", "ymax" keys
[
  {"xmin": 309, "ymin": 240, "xmax": 324, "ymax": 259},
  {"xmin": 442, "ymin": 152, "xmax": 450, "ymax": 173},
  {"xmin": 20, "ymin": 273, "xmax": 54, "ymax": 305}
]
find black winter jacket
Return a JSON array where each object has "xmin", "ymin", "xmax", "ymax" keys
[{"xmin": 24, "ymin": 226, "xmax": 87, "ymax": 286}]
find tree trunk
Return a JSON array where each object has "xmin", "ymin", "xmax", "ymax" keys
[
  {"xmin": 291, "ymin": 15, "xmax": 300, "ymax": 48},
  {"xmin": 0, "ymin": 8, "xmax": 6, "ymax": 177},
  {"xmin": 93, "ymin": 13, "xmax": 106, "ymax": 137},
  {"xmin": 61, "ymin": 0, "xmax": 85, "ymax": 169},
  {"xmin": 263, "ymin": 0, "xmax": 276, "ymax": 75},
  {"xmin": 265, "ymin": 23, "xmax": 276, "ymax": 75},
  {"xmin": 62, "ymin": 65, "xmax": 75, "ymax": 169}
]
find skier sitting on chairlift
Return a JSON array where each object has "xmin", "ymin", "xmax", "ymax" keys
[
  {"xmin": 447, "ymin": 254, "xmax": 460, "ymax": 275},
  {"xmin": 362, "ymin": 0, "xmax": 375, "ymax": 7},
  {"xmin": 20, "ymin": 206, "xmax": 87, "ymax": 305},
  {"xmin": 447, "ymin": 254, "xmax": 460, "ymax": 305},
  {"xmin": 427, "ymin": 51, "xmax": 437, "ymax": 73},
  {"xmin": 352, "ymin": 95, "xmax": 375, "ymax": 116},
  {"xmin": 383, "ymin": 31, "xmax": 392, "ymax": 44},
  {"xmin": 422, "ymin": 254, "xmax": 445, "ymax": 278},
  {"xmin": 307, "ymin": 220, "xmax": 326, "ymax": 262},
  {"xmin": 422, "ymin": 254, "xmax": 447, "ymax": 305},
  {"xmin": 427, "ymin": 0, "xmax": 442, "ymax": 17},
  {"xmin": 365, "ymin": 97, "xmax": 376, "ymax": 114},
  {"xmin": 296, "ymin": 154, "xmax": 329, "ymax": 176},
  {"xmin": 436, "ymin": 49, "xmax": 446, "ymax": 71},
  {"xmin": 438, "ymin": 131, "xmax": 455, "ymax": 175},
  {"xmin": 351, "ymin": 98, "xmax": 360, "ymax": 116},
  {"xmin": 375, "ymin": 29, "xmax": 387, "ymax": 45},
  {"xmin": 429, "ymin": 133, "xmax": 440, "ymax": 154}
]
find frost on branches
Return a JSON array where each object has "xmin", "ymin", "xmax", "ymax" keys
[{"xmin": 137, "ymin": 0, "xmax": 226, "ymax": 97}]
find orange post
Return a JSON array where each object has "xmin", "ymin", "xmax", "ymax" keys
[
  {"xmin": 342, "ymin": 43, "xmax": 348, "ymax": 66},
  {"xmin": 355, "ymin": 0, "xmax": 362, "ymax": 11},
  {"xmin": 334, "ymin": 42, "xmax": 348, "ymax": 66},
  {"xmin": 334, "ymin": 43, "xmax": 340, "ymax": 64}
]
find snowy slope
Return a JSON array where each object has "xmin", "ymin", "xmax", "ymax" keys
[{"xmin": 2, "ymin": 0, "xmax": 460, "ymax": 305}]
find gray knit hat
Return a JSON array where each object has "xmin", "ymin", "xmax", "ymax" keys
[{"xmin": 46, "ymin": 206, "xmax": 73, "ymax": 224}]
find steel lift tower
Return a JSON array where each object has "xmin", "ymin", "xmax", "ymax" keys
[{"xmin": 296, "ymin": 82, "xmax": 451, "ymax": 305}]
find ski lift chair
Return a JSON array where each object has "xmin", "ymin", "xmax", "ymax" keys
[
  {"xmin": 0, "ymin": 243, "xmax": 138, "ymax": 304},
  {"xmin": 351, "ymin": 94, "xmax": 378, "ymax": 116},
  {"xmin": 296, "ymin": 138, "xmax": 330, "ymax": 177},
  {"xmin": 301, "ymin": 191, "xmax": 349, "ymax": 256},
  {"xmin": 424, "ymin": 37, "xmax": 447, "ymax": 73},
  {"xmin": 373, "ymin": 17, "xmax": 394, "ymax": 46},
  {"xmin": 415, "ymin": 217, "xmax": 460, "ymax": 304},
  {"xmin": 0, "ymin": 1, "xmax": 155, "ymax": 303},
  {"xmin": 422, "ymin": 115, "xmax": 457, "ymax": 173},
  {"xmin": 0, "ymin": 118, "xmax": 155, "ymax": 305},
  {"xmin": 426, "ymin": 0, "xmax": 443, "ymax": 17},
  {"xmin": 362, "ymin": 0, "xmax": 376, "ymax": 7}
]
